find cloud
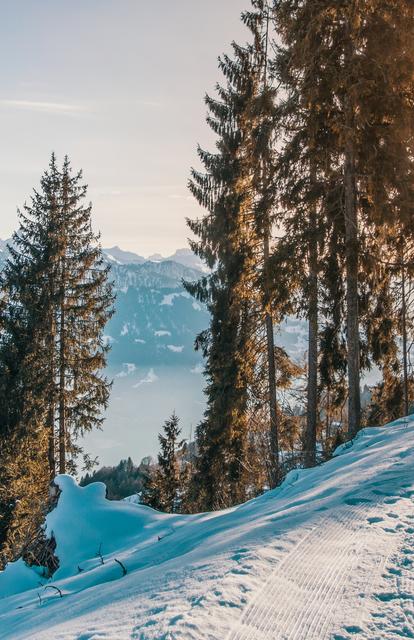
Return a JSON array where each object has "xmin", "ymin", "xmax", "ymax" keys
[{"xmin": 0, "ymin": 99, "xmax": 88, "ymax": 116}]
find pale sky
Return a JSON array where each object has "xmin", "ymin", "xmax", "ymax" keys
[{"xmin": 0, "ymin": 0, "xmax": 248, "ymax": 255}]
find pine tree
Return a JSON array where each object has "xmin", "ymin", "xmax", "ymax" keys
[
  {"xmin": 0, "ymin": 272, "xmax": 50, "ymax": 567},
  {"xmin": 0, "ymin": 154, "xmax": 114, "ymax": 564},
  {"xmin": 2, "ymin": 154, "xmax": 114, "ymax": 475},
  {"xmin": 273, "ymin": 3, "xmax": 333, "ymax": 466},
  {"xmin": 184, "ymin": 25, "xmax": 260, "ymax": 509},
  {"xmin": 141, "ymin": 413, "xmax": 184, "ymax": 513},
  {"xmin": 185, "ymin": 1, "xmax": 303, "ymax": 505}
]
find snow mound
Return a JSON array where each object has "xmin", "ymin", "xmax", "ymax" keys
[
  {"xmin": 1, "ymin": 418, "xmax": 414, "ymax": 639},
  {"xmin": 45, "ymin": 475, "xmax": 177, "ymax": 581}
]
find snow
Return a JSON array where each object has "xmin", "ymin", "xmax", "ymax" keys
[
  {"xmin": 120, "ymin": 323, "xmax": 129, "ymax": 336},
  {"xmin": 104, "ymin": 253, "xmax": 122, "ymax": 265},
  {"xmin": 123, "ymin": 494, "xmax": 142, "ymax": 505},
  {"xmin": 1, "ymin": 418, "xmax": 414, "ymax": 639},
  {"xmin": 0, "ymin": 560, "xmax": 45, "ymax": 599},
  {"xmin": 190, "ymin": 363, "xmax": 204, "ymax": 374},
  {"xmin": 133, "ymin": 368, "xmax": 158, "ymax": 388},
  {"xmin": 161, "ymin": 292, "xmax": 191, "ymax": 306},
  {"xmin": 161, "ymin": 293, "xmax": 181, "ymax": 306},
  {"xmin": 116, "ymin": 363, "xmax": 137, "ymax": 378},
  {"xmin": 167, "ymin": 344, "xmax": 184, "ymax": 353}
]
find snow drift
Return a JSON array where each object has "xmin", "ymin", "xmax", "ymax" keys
[{"xmin": 1, "ymin": 418, "xmax": 414, "ymax": 639}]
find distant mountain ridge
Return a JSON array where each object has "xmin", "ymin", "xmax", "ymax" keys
[
  {"xmin": 103, "ymin": 245, "xmax": 207, "ymax": 272},
  {"xmin": 103, "ymin": 246, "xmax": 146, "ymax": 265},
  {"xmin": 0, "ymin": 239, "xmax": 308, "ymax": 370},
  {"xmin": 0, "ymin": 239, "xmax": 206, "ymax": 272},
  {"xmin": 0, "ymin": 238, "xmax": 207, "ymax": 369},
  {"xmin": 108, "ymin": 259, "xmax": 202, "ymax": 291}
]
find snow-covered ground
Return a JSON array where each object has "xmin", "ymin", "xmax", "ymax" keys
[{"xmin": 1, "ymin": 418, "xmax": 414, "ymax": 639}]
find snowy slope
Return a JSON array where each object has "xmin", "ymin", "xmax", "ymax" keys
[{"xmin": 1, "ymin": 418, "xmax": 414, "ymax": 640}]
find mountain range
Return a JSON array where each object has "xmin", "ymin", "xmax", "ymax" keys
[
  {"xmin": 0, "ymin": 240, "xmax": 209, "ymax": 369},
  {"xmin": 0, "ymin": 239, "xmax": 307, "ymax": 369},
  {"xmin": 103, "ymin": 245, "xmax": 207, "ymax": 272},
  {"xmin": 106, "ymin": 259, "xmax": 208, "ymax": 367}
]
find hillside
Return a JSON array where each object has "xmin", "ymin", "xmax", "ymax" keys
[{"xmin": 1, "ymin": 417, "xmax": 413, "ymax": 639}]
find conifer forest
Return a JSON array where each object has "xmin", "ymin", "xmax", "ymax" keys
[{"xmin": 1, "ymin": 3, "xmax": 414, "ymax": 639}]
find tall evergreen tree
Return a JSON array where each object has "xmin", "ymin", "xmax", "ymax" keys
[
  {"xmin": 274, "ymin": 0, "xmax": 414, "ymax": 438},
  {"xmin": 242, "ymin": 0, "xmax": 286, "ymax": 484},
  {"xmin": 2, "ymin": 154, "xmax": 114, "ymax": 475},
  {"xmin": 273, "ymin": 3, "xmax": 334, "ymax": 466},
  {"xmin": 184, "ymin": 28, "xmax": 260, "ymax": 510},
  {"xmin": 0, "ymin": 154, "xmax": 114, "ymax": 564},
  {"xmin": 186, "ymin": 1, "xmax": 301, "ymax": 505}
]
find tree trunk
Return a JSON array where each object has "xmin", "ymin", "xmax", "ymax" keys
[
  {"xmin": 47, "ymin": 307, "xmax": 56, "ymax": 479},
  {"xmin": 264, "ymin": 231, "xmax": 279, "ymax": 486},
  {"xmin": 47, "ymin": 406, "xmax": 55, "ymax": 479},
  {"xmin": 58, "ymin": 267, "xmax": 66, "ymax": 474},
  {"xmin": 344, "ymin": 140, "xmax": 361, "ymax": 437},
  {"xmin": 305, "ymin": 205, "xmax": 318, "ymax": 467},
  {"xmin": 344, "ymin": 17, "xmax": 361, "ymax": 438},
  {"xmin": 401, "ymin": 254, "xmax": 409, "ymax": 416}
]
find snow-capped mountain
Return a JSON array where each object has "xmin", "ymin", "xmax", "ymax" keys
[
  {"xmin": 1, "ymin": 417, "xmax": 413, "ymax": 639},
  {"xmin": 106, "ymin": 260, "xmax": 208, "ymax": 367},
  {"xmin": 0, "ymin": 239, "xmax": 309, "ymax": 466},
  {"xmin": 0, "ymin": 238, "xmax": 10, "ymax": 267},
  {"xmin": 0, "ymin": 239, "xmax": 307, "ymax": 370},
  {"xmin": 0, "ymin": 240, "xmax": 209, "ymax": 368},
  {"xmin": 103, "ymin": 246, "xmax": 207, "ymax": 272},
  {"xmin": 152, "ymin": 248, "xmax": 208, "ymax": 272},
  {"xmin": 103, "ymin": 246, "xmax": 146, "ymax": 265}
]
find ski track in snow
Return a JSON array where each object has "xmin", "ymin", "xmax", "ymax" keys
[
  {"xmin": 227, "ymin": 509, "xmax": 365, "ymax": 640},
  {"xmin": 1, "ymin": 420, "xmax": 414, "ymax": 639},
  {"xmin": 227, "ymin": 492, "xmax": 414, "ymax": 640}
]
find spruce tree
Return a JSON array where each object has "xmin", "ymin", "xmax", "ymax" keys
[
  {"xmin": 273, "ymin": 3, "xmax": 332, "ymax": 466},
  {"xmin": 186, "ymin": 1, "xmax": 301, "ymax": 505},
  {"xmin": 2, "ymin": 154, "xmax": 114, "ymax": 475},
  {"xmin": 184, "ymin": 27, "xmax": 260, "ymax": 509},
  {"xmin": 242, "ymin": 0, "xmax": 285, "ymax": 484},
  {"xmin": 141, "ymin": 413, "xmax": 185, "ymax": 513},
  {"xmin": 0, "ymin": 154, "xmax": 114, "ymax": 564}
]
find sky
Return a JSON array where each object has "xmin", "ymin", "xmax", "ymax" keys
[{"xmin": 0, "ymin": 0, "xmax": 248, "ymax": 256}]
